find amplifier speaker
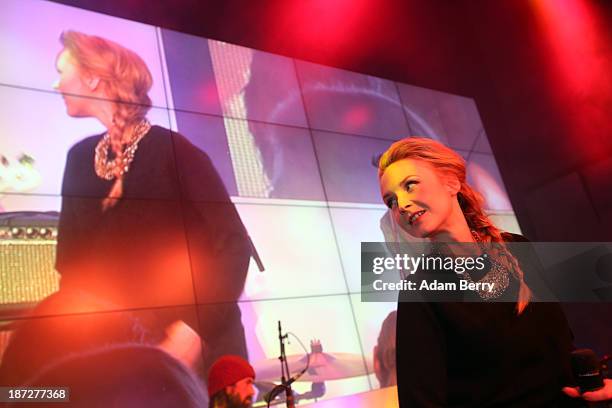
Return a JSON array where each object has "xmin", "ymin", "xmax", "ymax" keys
[{"xmin": 0, "ymin": 212, "xmax": 61, "ymax": 306}]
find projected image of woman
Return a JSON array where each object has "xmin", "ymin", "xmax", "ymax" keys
[
  {"xmin": 50, "ymin": 31, "xmax": 251, "ymax": 373},
  {"xmin": 377, "ymin": 137, "xmax": 611, "ymax": 406}
]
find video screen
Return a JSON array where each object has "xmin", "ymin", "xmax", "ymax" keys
[{"xmin": 0, "ymin": 0, "xmax": 519, "ymax": 405}]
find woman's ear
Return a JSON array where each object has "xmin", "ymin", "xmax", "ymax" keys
[
  {"xmin": 443, "ymin": 173, "xmax": 461, "ymax": 196},
  {"xmin": 84, "ymin": 75, "xmax": 101, "ymax": 91}
]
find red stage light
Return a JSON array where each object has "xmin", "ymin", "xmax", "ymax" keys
[
  {"xmin": 533, "ymin": 0, "xmax": 612, "ymax": 158},
  {"xmin": 533, "ymin": 0, "xmax": 602, "ymax": 92},
  {"xmin": 269, "ymin": 0, "xmax": 372, "ymax": 63}
]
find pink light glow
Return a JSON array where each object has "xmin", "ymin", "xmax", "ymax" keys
[
  {"xmin": 533, "ymin": 0, "xmax": 612, "ymax": 158},
  {"xmin": 533, "ymin": 0, "xmax": 602, "ymax": 92},
  {"xmin": 342, "ymin": 105, "xmax": 371, "ymax": 131}
]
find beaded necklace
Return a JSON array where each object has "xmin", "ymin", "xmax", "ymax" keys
[
  {"xmin": 94, "ymin": 119, "xmax": 151, "ymax": 180},
  {"xmin": 461, "ymin": 230, "xmax": 514, "ymax": 300}
]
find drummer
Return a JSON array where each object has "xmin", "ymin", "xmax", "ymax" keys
[{"xmin": 208, "ymin": 355, "xmax": 256, "ymax": 408}]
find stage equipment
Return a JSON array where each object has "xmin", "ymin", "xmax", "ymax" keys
[
  {"xmin": 255, "ymin": 339, "xmax": 371, "ymax": 382},
  {"xmin": 0, "ymin": 212, "xmax": 60, "ymax": 307}
]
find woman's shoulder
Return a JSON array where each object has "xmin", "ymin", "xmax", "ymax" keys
[
  {"xmin": 146, "ymin": 125, "xmax": 171, "ymax": 139},
  {"xmin": 141, "ymin": 125, "xmax": 195, "ymax": 151}
]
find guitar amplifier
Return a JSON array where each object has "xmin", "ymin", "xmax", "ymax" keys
[{"xmin": 0, "ymin": 212, "xmax": 60, "ymax": 305}]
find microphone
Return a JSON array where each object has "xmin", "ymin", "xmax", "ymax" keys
[
  {"xmin": 266, "ymin": 376, "xmax": 299, "ymax": 401},
  {"xmin": 265, "ymin": 384, "xmax": 289, "ymax": 402},
  {"xmin": 571, "ymin": 349, "xmax": 604, "ymax": 393},
  {"xmin": 264, "ymin": 382, "xmax": 325, "ymax": 404},
  {"xmin": 570, "ymin": 349, "xmax": 612, "ymax": 408}
]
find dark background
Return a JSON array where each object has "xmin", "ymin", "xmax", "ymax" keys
[{"xmin": 49, "ymin": 0, "xmax": 612, "ymax": 351}]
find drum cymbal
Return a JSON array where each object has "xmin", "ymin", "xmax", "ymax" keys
[{"xmin": 254, "ymin": 346, "xmax": 373, "ymax": 382}]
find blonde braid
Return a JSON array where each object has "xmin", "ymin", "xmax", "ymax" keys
[
  {"xmin": 458, "ymin": 184, "xmax": 531, "ymax": 314},
  {"xmin": 103, "ymin": 120, "xmax": 140, "ymax": 211}
]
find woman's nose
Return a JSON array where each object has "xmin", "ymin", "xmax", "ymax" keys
[
  {"xmin": 398, "ymin": 204, "xmax": 410, "ymax": 214},
  {"xmin": 397, "ymin": 194, "xmax": 412, "ymax": 212}
]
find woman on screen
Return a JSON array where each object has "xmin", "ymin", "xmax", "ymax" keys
[
  {"xmin": 377, "ymin": 137, "xmax": 611, "ymax": 406},
  {"xmin": 30, "ymin": 31, "xmax": 248, "ymax": 375}
]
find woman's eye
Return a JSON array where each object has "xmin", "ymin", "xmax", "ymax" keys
[{"xmin": 405, "ymin": 180, "xmax": 418, "ymax": 191}]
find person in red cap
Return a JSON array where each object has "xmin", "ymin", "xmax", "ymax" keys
[{"xmin": 208, "ymin": 355, "xmax": 256, "ymax": 408}]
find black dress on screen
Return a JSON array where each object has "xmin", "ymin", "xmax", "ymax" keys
[{"xmin": 55, "ymin": 125, "xmax": 251, "ymax": 371}]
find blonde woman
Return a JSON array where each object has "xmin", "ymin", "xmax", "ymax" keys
[
  {"xmin": 378, "ymin": 137, "xmax": 611, "ymax": 406},
  {"xmin": 50, "ymin": 31, "xmax": 251, "ymax": 373}
]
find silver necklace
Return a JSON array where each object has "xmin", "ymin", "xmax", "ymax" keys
[
  {"xmin": 461, "ymin": 256, "xmax": 511, "ymax": 300},
  {"xmin": 462, "ymin": 230, "xmax": 511, "ymax": 300},
  {"xmin": 454, "ymin": 230, "xmax": 510, "ymax": 300}
]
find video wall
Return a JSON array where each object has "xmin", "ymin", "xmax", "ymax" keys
[{"xmin": 0, "ymin": 0, "xmax": 520, "ymax": 403}]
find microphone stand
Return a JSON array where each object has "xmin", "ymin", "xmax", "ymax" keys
[
  {"xmin": 266, "ymin": 322, "xmax": 311, "ymax": 408},
  {"xmin": 278, "ymin": 321, "xmax": 296, "ymax": 408}
]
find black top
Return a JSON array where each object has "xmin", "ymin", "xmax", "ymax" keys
[
  {"xmin": 396, "ymin": 233, "xmax": 577, "ymax": 407},
  {"xmin": 55, "ymin": 125, "xmax": 251, "ymax": 309}
]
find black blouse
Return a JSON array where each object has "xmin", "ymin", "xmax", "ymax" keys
[{"xmin": 396, "ymin": 233, "xmax": 577, "ymax": 407}]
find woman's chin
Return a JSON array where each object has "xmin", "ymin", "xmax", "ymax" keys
[{"xmin": 400, "ymin": 224, "xmax": 430, "ymax": 239}]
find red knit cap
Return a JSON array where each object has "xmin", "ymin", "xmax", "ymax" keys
[{"xmin": 207, "ymin": 355, "xmax": 256, "ymax": 397}]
